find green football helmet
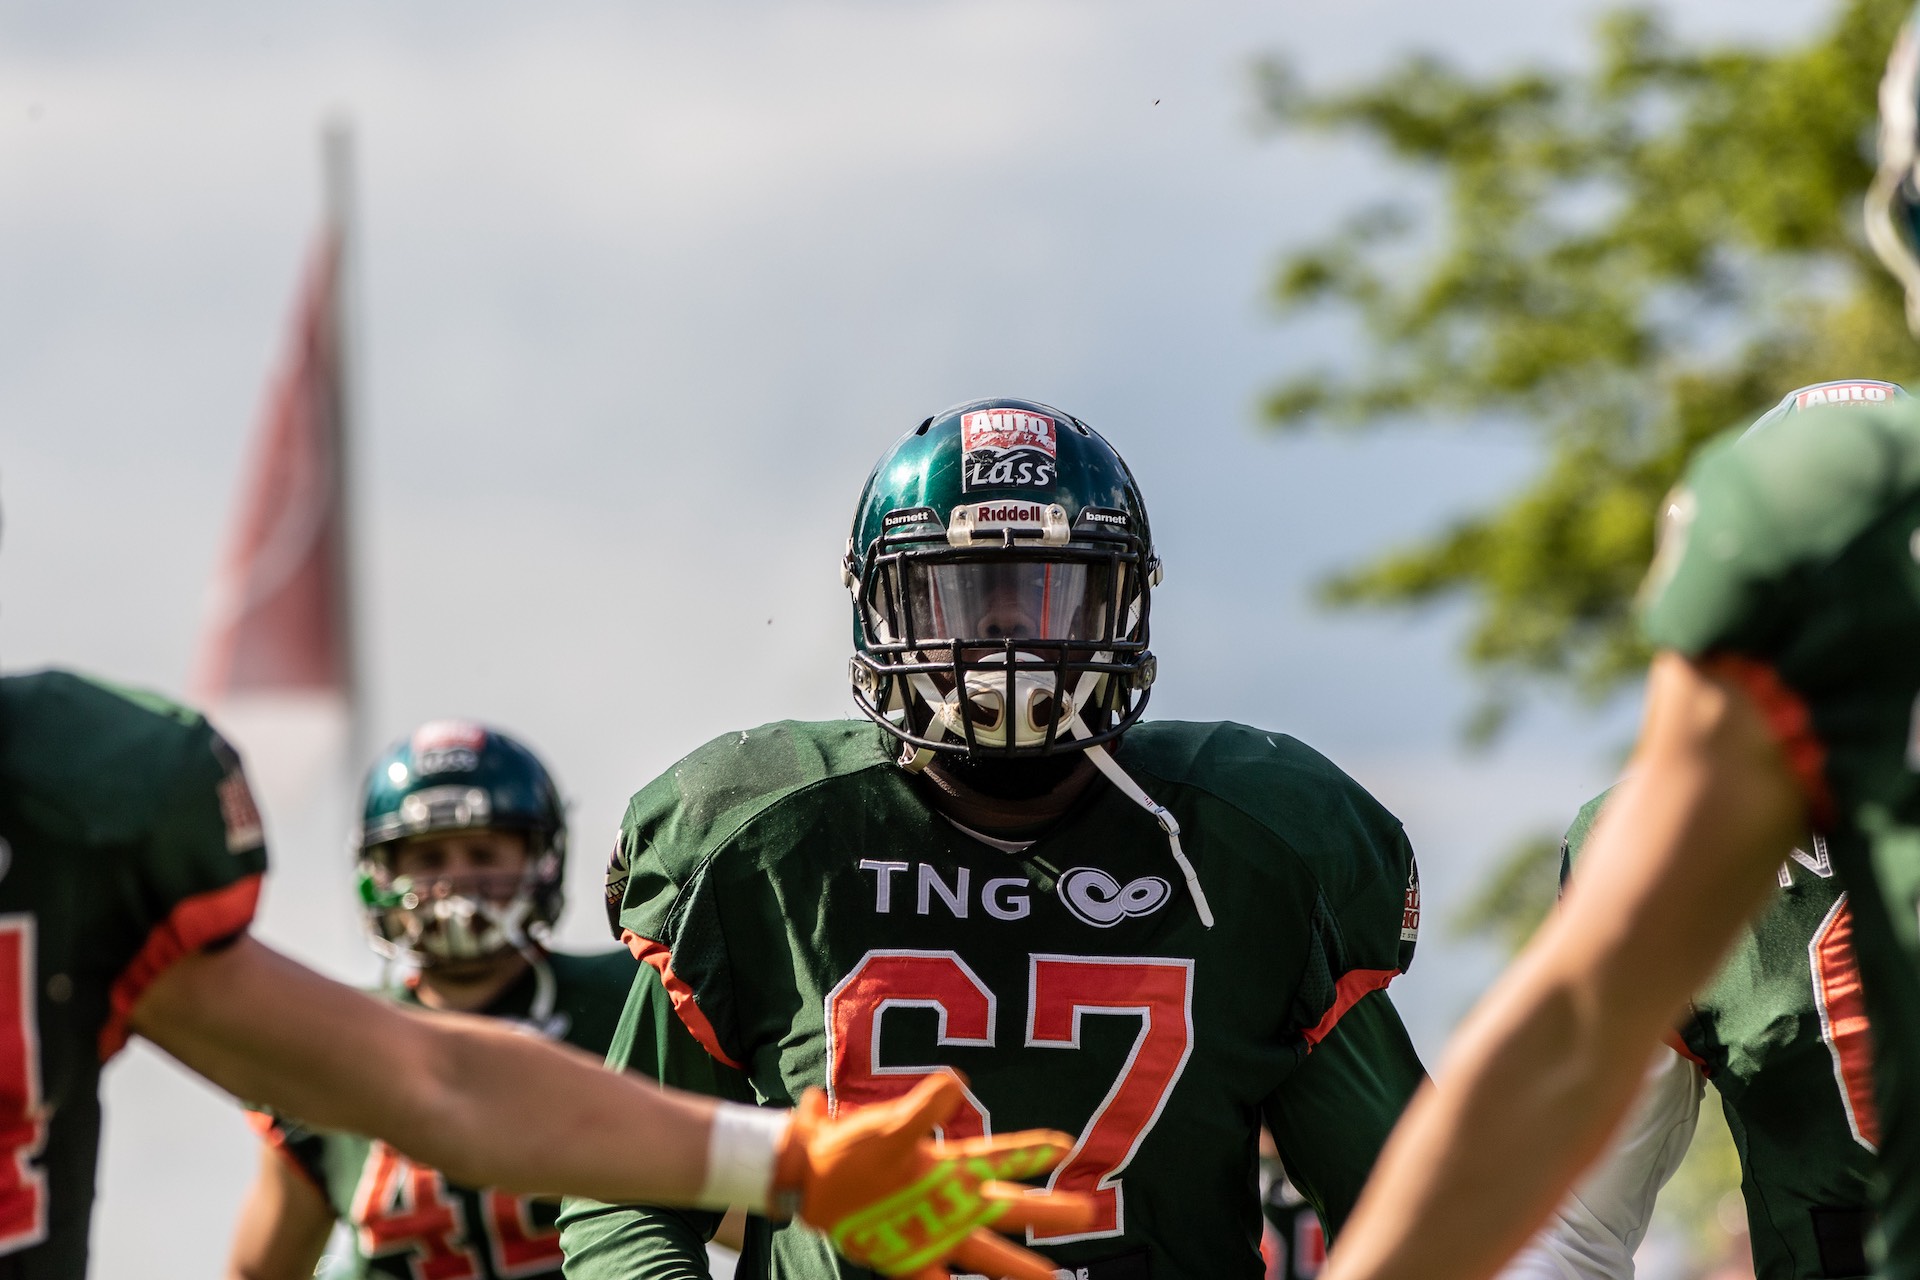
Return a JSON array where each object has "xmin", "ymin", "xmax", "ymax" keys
[
  {"xmin": 355, "ymin": 720, "xmax": 567, "ymax": 965},
  {"xmin": 842, "ymin": 397, "xmax": 1163, "ymax": 763}
]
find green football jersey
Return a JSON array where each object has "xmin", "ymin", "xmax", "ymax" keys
[
  {"xmin": 559, "ymin": 718, "xmax": 1425, "ymax": 1280},
  {"xmin": 0, "ymin": 670, "xmax": 269, "ymax": 1277},
  {"xmin": 1565, "ymin": 790, "xmax": 1875, "ymax": 1279},
  {"xmin": 1638, "ymin": 398, "xmax": 1920, "ymax": 1278},
  {"xmin": 256, "ymin": 950, "xmax": 636, "ymax": 1280}
]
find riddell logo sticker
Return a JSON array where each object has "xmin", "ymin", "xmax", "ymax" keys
[
  {"xmin": 966, "ymin": 501, "xmax": 1047, "ymax": 526},
  {"xmin": 961, "ymin": 409, "xmax": 1058, "ymax": 491},
  {"xmin": 1795, "ymin": 382, "xmax": 1899, "ymax": 409}
]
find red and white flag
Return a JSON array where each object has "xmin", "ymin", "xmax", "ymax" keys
[{"xmin": 191, "ymin": 223, "xmax": 360, "ymax": 798}]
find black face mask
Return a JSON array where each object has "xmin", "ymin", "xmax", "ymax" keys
[{"xmin": 937, "ymin": 751, "xmax": 1087, "ymax": 801}]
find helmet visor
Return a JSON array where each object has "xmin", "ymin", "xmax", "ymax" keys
[{"xmin": 878, "ymin": 559, "xmax": 1118, "ymax": 645}]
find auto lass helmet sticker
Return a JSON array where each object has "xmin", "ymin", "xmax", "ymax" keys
[{"xmin": 961, "ymin": 408, "xmax": 1058, "ymax": 490}]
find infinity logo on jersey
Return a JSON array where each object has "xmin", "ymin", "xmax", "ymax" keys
[
  {"xmin": 1057, "ymin": 868, "xmax": 1171, "ymax": 928},
  {"xmin": 961, "ymin": 409, "xmax": 1058, "ymax": 491}
]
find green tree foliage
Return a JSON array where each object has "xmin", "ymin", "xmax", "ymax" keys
[
  {"xmin": 1260, "ymin": 0, "xmax": 1915, "ymax": 739},
  {"xmin": 1450, "ymin": 832, "xmax": 1561, "ymax": 952}
]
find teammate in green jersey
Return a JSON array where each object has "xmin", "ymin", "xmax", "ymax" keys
[
  {"xmin": 1492, "ymin": 383, "xmax": 1903, "ymax": 1280},
  {"xmin": 227, "ymin": 721, "xmax": 653, "ymax": 1280},
  {"xmin": 557, "ymin": 398, "xmax": 1431, "ymax": 1280},
  {"xmin": 1502, "ymin": 784, "xmax": 1876, "ymax": 1280},
  {"xmin": 0, "ymin": 669, "xmax": 1089, "ymax": 1279}
]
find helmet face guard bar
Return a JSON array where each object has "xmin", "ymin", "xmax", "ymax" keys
[{"xmin": 849, "ymin": 523, "xmax": 1156, "ymax": 757}]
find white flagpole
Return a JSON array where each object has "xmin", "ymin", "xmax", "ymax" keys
[{"xmin": 322, "ymin": 117, "xmax": 369, "ymax": 773}]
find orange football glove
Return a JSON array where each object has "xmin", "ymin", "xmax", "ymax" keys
[{"xmin": 771, "ymin": 1074, "xmax": 1093, "ymax": 1280}]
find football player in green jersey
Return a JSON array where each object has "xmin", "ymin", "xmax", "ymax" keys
[
  {"xmin": 557, "ymin": 398, "xmax": 1431, "ymax": 1280},
  {"xmin": 227, "ymin": 721, "xmax": 657, "ymax": 1280},
  {"xmin": 0, "ymin": 670, "xmax": 1091, "ymax": 1278},
  {"xmin": 1502, "ymin": 788, "xmax": 1876, "ymax": 1280},
  {"xmin": 1321, "ymin": 40, "xmax": 1920, "ymax": 1275},
  {"xmin": 1495, "ymin": 383, "xmax": 1903, "ymax": 1280}
]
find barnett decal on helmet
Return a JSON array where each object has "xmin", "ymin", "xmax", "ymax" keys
[{"xmin": 961, "ymin": 407, "xmax": 1059, "ymax": 490}]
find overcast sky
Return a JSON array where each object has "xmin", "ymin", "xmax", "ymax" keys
[{"xmin": 0, "ymin": 0, "xmax": 1821, "ymax": 1273}]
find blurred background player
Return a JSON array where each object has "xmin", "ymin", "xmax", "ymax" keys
[
  {"xmin": 1320, "ymin": 66, "xmax": 1920, "ymax": 1275},
  {"xmin": 1496, "ymin": 383, "xmax": 1901, "ymax": 1280},
  {"xmin": 559, "ymin": 397, "xmax": 1430, "ymax": 1279},
  {"xmin": 0, "ymin": 663, "xmax": 1087, "ymax": 1278},
  {"xmin": 228, "ymin": 720, "xmax": 672, "ymax": 1280}
]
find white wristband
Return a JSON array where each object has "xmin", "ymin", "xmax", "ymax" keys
[{"xmin": 698, "ymin": 1103, "xmax": 788, "ymax": 1214}]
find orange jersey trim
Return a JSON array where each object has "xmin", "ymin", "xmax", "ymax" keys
[
  {"xmin": 1812, "ymin": 897, "xmax": 1881, "ymax": 1149},
  {"xmin": 1663, "ymin": 1030, "xmax": 1709, "ymax": 1074},
  {"xmin": 245, "ymin": 1109, "xmax": 328, "ymax": 1197},
  {"xmin": 100, "ymin": 872, "xmax": 262, "ymax": 1061},
  {"xmin": 623, "ymin": 931, "xmax": 746, "ymax": 1071},
  {"xmin": 1302, "ymin": 967, "xmax": 1399, "ymax": 1048},
  {"xmin": 1701, "ymin": 654, "xmax": 1835, "ymax": 830}
]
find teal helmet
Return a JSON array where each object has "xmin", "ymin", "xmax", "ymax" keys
[
  {"xmin": 355, "ymin": 720, "xmax": 567, "ymax": 964},
  {"xmin": 1872, "ymin": 12, "xmax": 1920, "ymax": 333},
  {"xmin": 841, "ymin": 397, "xmax": 1162, "ymax": 762}
]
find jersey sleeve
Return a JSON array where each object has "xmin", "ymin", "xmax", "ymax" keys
[
  {"xmin": 1494, "ymin": 1049, "xmax": 1704, "ymax": 1280},
  {"xmin": 1151, "ymin": 724, "xmax": 1422, "ymax": 1046},
  {"xmin": 556, "ymin": 958, "xmax": 761, "ymax": 1277},
  {"xmin": 102, "ymin": 711, "xmax": 268, "ymax": 1059},
  {"xmin": 1640, "ymin": 403, "xmax": 1920, "ymax": 659},
  {"xmin": 1290, "ymin": 820, "xmax": 1421, "ymax": 1050},
  {"xmin": 1263, "ymin": 988, "xmax": 1425, "ymax": 1238}
]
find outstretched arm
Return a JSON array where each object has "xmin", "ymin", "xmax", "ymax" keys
[
  {"xmin": 135, "ymin": 936, "xmax": 717, "ymax": 1203},
  {"xmin": 134, "ymin": 941, "xmax": 1089, "ymax": 1279},
  {"xmin": 1324, "ymin": 653, "xmax": 1804, "ymax": 1280}
]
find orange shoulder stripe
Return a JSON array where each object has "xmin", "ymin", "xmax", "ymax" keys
[
  {"xmin": 623, "ymin": 931, "xmax": 746, "ymax": 1071},
  {"xmin": 100, "ymin": 873, "xmax": 262, "ymax": 1061}
]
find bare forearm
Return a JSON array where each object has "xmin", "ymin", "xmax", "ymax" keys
[
  {"xmin": 138, "ymin": 939, "xmax": 727, "ymax": 1207},
  {"xmin": 1326, "ymin": 938, "xmax": 1676, "ymax": 1280},
  {"xmin": 376, "ymin": 1011, "xmax": 718, "ymax": 1200},
  {"xmin": 1326, "ymin": 656, "xmax": 1802, "ymax": 1280}
]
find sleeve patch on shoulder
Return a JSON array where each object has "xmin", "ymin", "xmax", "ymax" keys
[
  {"xmin": 216, "ymin": 765, "xmax": 265, "ymax": 854},
  {"xmin": 1400, "ymin": 866, "xmax": 1421, "ymax": 944}
]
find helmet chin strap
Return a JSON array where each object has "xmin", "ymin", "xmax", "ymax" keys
[
  {"xmin": 886, "ymin": 588, "xmax": 1213, "ymax": 924},
  {"xmin": 900, "ymin": 647, "xmax": 1215, "ymax": 929},
  {"xmin": 1066, "ymin": 707, "xmax": 1215, "ymax": 930}
]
